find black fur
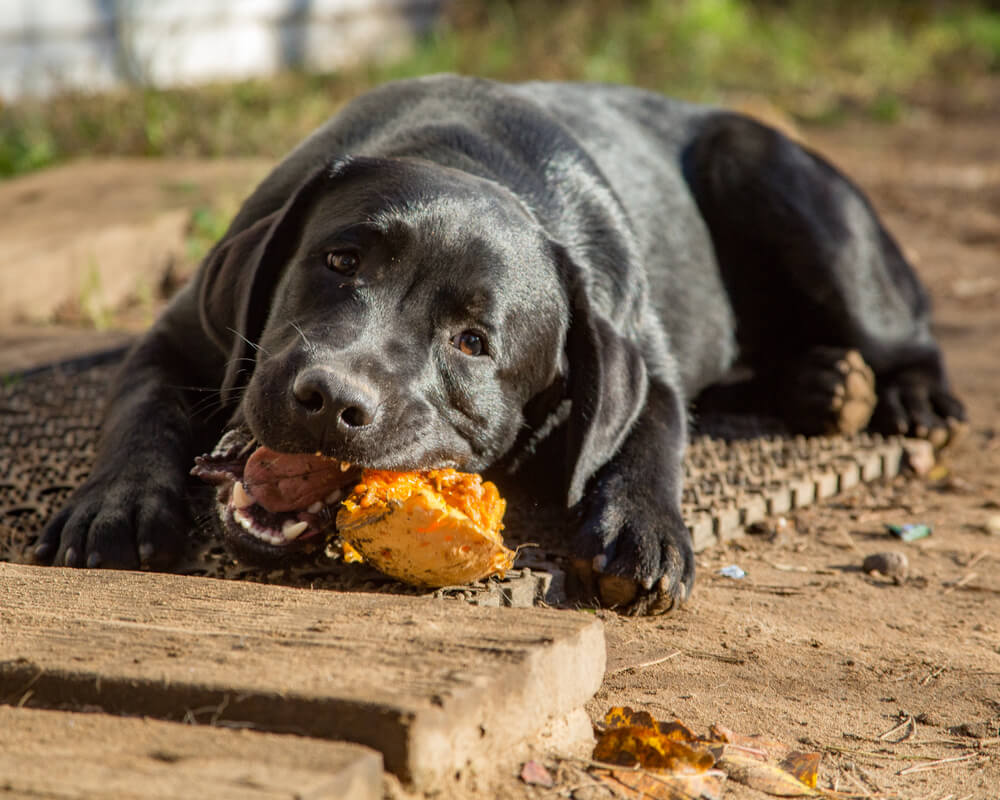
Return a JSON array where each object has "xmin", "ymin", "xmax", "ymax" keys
[{"xmin": 37, "ymin": 76, "xmax": 963, "ymax": 610}]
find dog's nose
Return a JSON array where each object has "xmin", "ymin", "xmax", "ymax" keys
[{"xmin": 292, "ymin": 367, "xmax": 378, "ymax": 431}]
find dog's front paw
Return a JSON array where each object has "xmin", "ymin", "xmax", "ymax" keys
[
  {"xmin": 570, "ymin": 473, "xmax": 694, "ymax": 615},
  {"xmin": 870, "ymin": 364, "xmax": 966, "ymax": 449},
  {"xmin": 34, "ymin": 469, "xmax": 188, "ymax": 570}
]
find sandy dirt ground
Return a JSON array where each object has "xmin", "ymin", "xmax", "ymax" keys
[
  {"xmin": 2, "ymin": 113, "xmax": 997, "ymax": 799},
  {"xmin": 569, "ymin": 119, "xmax": 1000, "ymax": 800}
]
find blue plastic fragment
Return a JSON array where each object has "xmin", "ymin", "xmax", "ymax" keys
[
  {"xmin": 717, "ymin": 564, "xmax": 746, "ymax": 579},
  {"xmin": 886, "ymin": 523, "xmax": 933, "ymax": 542}
]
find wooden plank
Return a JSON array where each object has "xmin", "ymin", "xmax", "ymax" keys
[
  {"xmin": 0, "ymin": 705, "xmax": 382, "ymax": 800},
  {"xmin": 0, "ymin": 326, "xmax": 132, "ymax": 375},
  {"xmin": 0, "ymin": 563, "xmax": 605, "ymax": 788}
]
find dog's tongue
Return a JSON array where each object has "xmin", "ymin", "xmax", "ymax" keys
[{"xmin": 244, "ymin": 447, "xmax": 355, "ymax": 513}]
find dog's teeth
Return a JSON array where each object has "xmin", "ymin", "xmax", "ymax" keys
[
  {"xmin": 325, "ymin": 490, "xmax": 341, "ymax": 504},
  {"xmin": 231, "ymin": 482, "xmax": 255, "ymax": 509},
  {"xmin": 230, "ymin": 506, "xmax": 287, "ymax": 546},
  {"xmin": 340, "ymin": 461, "xmax": 351, "ymax": 472},
  {"xmin": 282, "ymin": 520, "xmax": 309, "ymax": 541},
  {"xmin": 307, "ymin": 501, "xmax": 323, "ymax": 514},
  {"xmin": 234, "ymin": 507, "xmax": 254, "ymax": 532}
]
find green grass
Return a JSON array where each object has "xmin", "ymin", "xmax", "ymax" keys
[
  {"xmin": 78, "ymin": 258, "xmax": 114, "ymax": 331},
  {"xmin": 2, "ymin": 0, "xmax": 998, "ymax": 179},
  {"xmin": 186, "ymin": 203, "xmax": 236, "ymax": 265}
]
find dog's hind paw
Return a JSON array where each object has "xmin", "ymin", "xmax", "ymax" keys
[
  {"xmin": 781, "ymin": 347, "xmax": 877, "ymax": 436},
  {"xmin": 870, "ymin": 363, "xmax": 967, "ymax": 449}
]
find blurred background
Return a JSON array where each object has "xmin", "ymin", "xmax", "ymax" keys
[
  {"xmin": 4, "ymin": 0, "xmax": 1000, "ymax": 175},
  {"xmin": 1, "ymin": 0, "xmax": 998, "ymax": 338}
]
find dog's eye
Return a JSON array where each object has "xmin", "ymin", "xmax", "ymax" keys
[
  {"xmin": 325, "ymin": 250, "xmax": 360, "ymax": 274},
  {"xmin": 451, "ymin": 330, "xmax": 485, "ymax": 357}
]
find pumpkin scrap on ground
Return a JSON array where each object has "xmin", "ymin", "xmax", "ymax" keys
[
  {"xmin": 336, "ymin": 468, "xmax": 514, "ymax": 588},
  {"xmin": 590, "ymin": 706, "xmax": 822, "ymax": 799}
]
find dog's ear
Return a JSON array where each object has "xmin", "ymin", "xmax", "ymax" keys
[
  {"xmin": 198, "ymin": 165, "xmax": 330, "ymax": 401},
  {"xmin": 197, "ymin": 212, "xmax": 279, "ymax": 357},
  {"xmin": 554, "ymin": 244, "xmax": 649, "ymax": 506}
]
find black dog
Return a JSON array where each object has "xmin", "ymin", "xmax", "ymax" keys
[{"xmin": 36, "ymin": 75, "xmax": 963, "ymax": 613}]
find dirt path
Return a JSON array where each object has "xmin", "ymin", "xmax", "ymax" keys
[{"xmin": 583, "ymin": 120, "xmax": 1000, "ymax": 799}]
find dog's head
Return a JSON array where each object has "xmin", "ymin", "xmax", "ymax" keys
[{"xmin": 196, "ymin": 156, "xmax": 648, "ymax": 559}]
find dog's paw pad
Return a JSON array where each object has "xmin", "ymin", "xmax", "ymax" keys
[
  {"xmin": 623, "ymin": 575, "xmax": 685, "ymax": 616},
  {"xmin": 828, "ymin": 350, "xmax": 876, "ymax": 434},
  {"xmin": 571, "ymin": 559, "xmax": 683, "ymax": 615},
  {"xmin": 598, "ymin": 573, "xmax": 640, "ymax": 608},
  {"xmin": 784, "ymin": 347, "xmax": 876, "ymax": 436},
  {"xmin": 571, "ymin": 562, "xmax": 688, "ymax": 616}
]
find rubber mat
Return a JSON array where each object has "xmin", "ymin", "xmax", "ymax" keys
[{"xmin": 0, "ymin": 354, "xmax": 903, "ymax": 605}]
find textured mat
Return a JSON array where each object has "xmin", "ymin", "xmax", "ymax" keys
[{"xmin": 0, "ymin": 355, "xmax": 903, "ymax": 606}]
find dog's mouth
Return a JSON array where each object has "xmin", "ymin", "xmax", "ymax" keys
[{"xmin": 191, "ymin": 429, "xmax": 363, "ymax": 561}]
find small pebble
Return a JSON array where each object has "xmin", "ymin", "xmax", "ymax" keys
[
  {"xmin": 985, "ymin": 514, "xmax": 1000, "ymax": 536},
  {"xmin": 862, "ymin": 551, "xmax": 908, "ymax": 583},
  {"xmin": 520, "ymin": 760, "xmax": 554, "ymax": 788},
  {"xmin": 901, "ymin": 439, "xmax": 935, "ymax": 476}
]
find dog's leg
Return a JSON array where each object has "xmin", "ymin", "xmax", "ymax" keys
[
  {"xmin": 684, "ymin": 113, "xmax": 965, "ymax": 443},
  {"xmin": 35, "ymin": 289, "xmax": 221, "ymax": 569},
  {"xmin": 571, "ymin": 378, "xmax": 694, "ymax": 615}
]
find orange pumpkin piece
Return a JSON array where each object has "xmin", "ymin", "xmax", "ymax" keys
[{"xmin": 336, "ymin": 469, "xmax": 514, "ymax": 588}]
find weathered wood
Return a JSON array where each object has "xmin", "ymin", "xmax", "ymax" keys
[
  {"xmin": 0, "ymin": 562, "xmax": 605, "ymax": 788},
  {"xmin": 0, "ymin": 705, "xmax": 382, "ymax": 799},
  {"xmin": 0, "ymin": 326, "xmax": 132, "ymax": 375}
]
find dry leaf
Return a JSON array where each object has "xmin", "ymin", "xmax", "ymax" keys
[
  {"xmin": 604, "ymin": 706, "xmax": 658, "ymax": 731},
  {"xmin": 709, "ymin": 725, "xmax": 800, "ymax": 760},
  {"xmin": 593, "ymin": 706, "xmax": 717, "ymax": 800},
  {"xmin": 709, "ymin": 725, "xmax": 820, "ymax": 794},
  {"xmin": 603, "ymin": 707, "xmax": 701, "ymax": 742},
  {"xmin": 595, "ymin": 709, "xmax": 822, "ymax": 799},
  {"xmin": 593, "ymin": 727, "xmax": 715, "ymax": 772},
  {"xmin": 658, "ymin": 719, "xmax": 702, "ymax": 742},
  {"xmin": 596, "ymin": 767, "xmax": 726, "ymax": 800},
  {"xmin": 716, "ymin": 749, "xmax": 819, "ymax": 797},
  {"xmin": 781, "ymin": 751, "xmax": 820, "ymax": 788}
]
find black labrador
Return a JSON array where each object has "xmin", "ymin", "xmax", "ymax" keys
[{"xmin": 36, "ymin": 75, "xmax": 964, "ymax": 613}]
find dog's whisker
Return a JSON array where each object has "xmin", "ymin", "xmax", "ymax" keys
[
  {"xmin": 224, "ymin": 356, "xmax": 258, "ymax": 369},
  {"xmin": 188, "ymin": 398, "xmax": 228, "ymax": 418},
  {"xmin": 290, "ymin": 321, "xmax": 312, "ymax": 348},
  {"xmin": 165, "ymin": 384, "xmax": 228, "ymax": 393},
  {"xmin": 186, "ymin": 380, "xmax": 248, "ymax": 420},
  {"xmin": 228, "ymin": 328, "xmax": 268, "ymax": 355}
]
